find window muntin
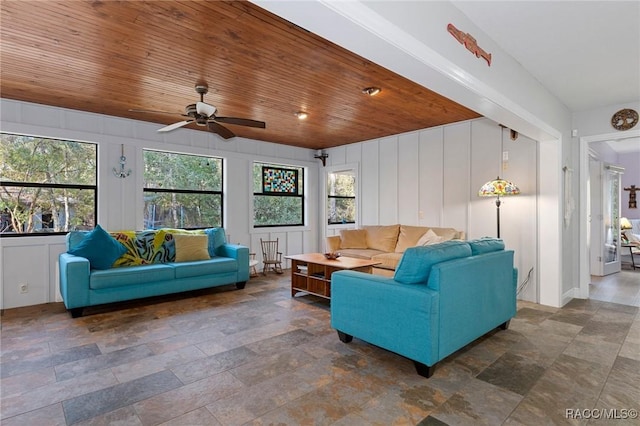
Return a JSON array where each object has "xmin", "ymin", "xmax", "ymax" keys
[
  {"xmin": 1, "ymin": 133, "xmax": 97, "ymax": 235},
  {"xmin": 327, "ymin": 170, "xmax": 356, "ymax": 224},
  {"xmin": 253, "ymin": 162, "xmax": 304, "ymax": 227},
  {"xmin": 143, "ymin": 150, "xmax": 223, "ymax": 229}
]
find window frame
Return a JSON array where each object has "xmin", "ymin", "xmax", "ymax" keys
[
  {"xmin": 0, "ymin": 133, "xmax": 98, "ymax": 237},
  {"xmin": 327, "ymin": 169, "xmax": 357, "ymax": 225},
  {"xmin": 143, "ymin": 149, "xmax": 224, "ymax": 230},
  {"xmin": 325, "ymin": 163, "xmax": 359, "ymax": 231},
  {"xmin": 252, "ymin": 161, "xmax": 306, "ymax": 228}
]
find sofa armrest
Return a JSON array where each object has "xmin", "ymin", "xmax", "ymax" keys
[
  {"xmin": 427, "ymin": 250, "xmax": 516, "ymax": 360},
  {"xmin": 330, "ymin": 270, "xmax": 439, "ymax": 366},
  {"xmin": 326, "ymin": 235, "xmax": 342, "ymax": 252},
  {"xmin": 58, "ymin": 253, "xmax": 91, "ymax": 309},
  {"xmin": 216, "ymin": 243, "xmax": 250, "ymax": 281}
]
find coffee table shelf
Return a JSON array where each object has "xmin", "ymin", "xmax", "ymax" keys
[{"xmin": 285, "ymin": 253, "xmax": 380, "ymax": 299}]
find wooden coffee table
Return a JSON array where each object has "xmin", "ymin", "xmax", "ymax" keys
[{"xmin": 285, "ymin": 253, "xmax": 381, "ymax": 299}]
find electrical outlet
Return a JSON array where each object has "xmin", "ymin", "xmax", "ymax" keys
[{"xmin": 19, "ymin": 283, "xmax": 29, "ymax": 294}]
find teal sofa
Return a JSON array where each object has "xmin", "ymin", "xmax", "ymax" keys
[
  {"xmin": 330, "ymin": 238, "xmax": 517, "ymax": 378},
  {"xmin": 59, "ymin": 227, "xmax": 249, "ymax": 317}
]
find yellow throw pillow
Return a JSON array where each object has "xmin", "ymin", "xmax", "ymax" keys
[
  {"xmin": 339, "ymin": 229, "xmax": 368, "ymax": 249},
  {"xmin": 173, "ymin": 234, "xmax": 210, "ymax": 262}
]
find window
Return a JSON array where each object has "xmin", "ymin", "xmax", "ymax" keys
[
  {"xmin": 327, "ymin": 169, "xmax": 356, "ymax": 224},
  {"xmin": 143, "ymin": 150, "xmax": 223, "ymax": 229},
  {"xmin": 253, "ymin": 162, "xmax": 304, "ymax": 227},
  {"xmin": 0, "ymin": 133, "xmax": 97, "ymax": 235}
]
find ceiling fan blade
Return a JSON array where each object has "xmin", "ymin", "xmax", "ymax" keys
[
  {"xmin": 196, "ymin": 101, "xmax": 216, "ymax": 117},
  {"xmin": 158, "ymin": 120, "xmax": 193, "ymax": 132},
  {"xmin": 129, "ymin": 108, "xmax": 182, "ymax": 116},
  {"xmin": 208, "ymin": 121, "xmax": 236, "ymax": 139},
  {"xmin": 214, "ymin": 117, "xmax": 266, "ymax": 128}
]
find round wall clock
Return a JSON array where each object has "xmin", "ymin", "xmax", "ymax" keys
[{"xmin": 611, "ymin": 108, "xmax": 639, "ymax": 131}]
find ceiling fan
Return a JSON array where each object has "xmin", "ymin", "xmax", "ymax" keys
[{"xmin": 131, "ymin": 84, "xmax": 266, "ymax": 139}]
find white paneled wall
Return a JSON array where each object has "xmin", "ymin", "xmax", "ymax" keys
[
  {"xmin": 1, "ymin": 99, "xmax": 539, "ymax": 308},
  {"xmin": 0, "ymin": 99, "xmax": 318, "ymax": 309},
  {"xmin": 443, "ymin": 123, "xmax": 471, "ymax": 231},
  {"xmin": 397, "ymin": 132, "xmax": 420, "ymax": 225},
  {"xmin": 418, "ymin": 127, "xmax": 444, "ymax": 225},
  {"xmin": 361, "ymin": 141, "xmax": 381, "ymax": 225},
  {"xmin": 326, "ymin": 118, "xmax": 538, "ymax": 301}
]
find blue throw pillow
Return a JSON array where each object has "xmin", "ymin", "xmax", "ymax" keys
[
  {"xmin": 468, "ymin": 237, "xmax": 505, "ymax": 255},
  {"xmin": 205, "ymin": 228, "xmax": 227, "ymax": 257},
  {"xmin": 394, "ymin": 240, "xmax": 472, "ymax": 284},
  {"xmin": 68, "ymin": 224, "xmax": 127, "ymax": 270}
]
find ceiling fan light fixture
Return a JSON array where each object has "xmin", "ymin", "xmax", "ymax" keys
[
  {"xmin": 295, "ymin": 111, "xmax": 308, "ymax": 120},
  {"xmin": 362, "ymin": 87, "xmax": 381, "ymax": 96}
]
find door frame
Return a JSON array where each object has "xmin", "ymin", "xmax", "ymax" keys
[{"xmin": 579, "ymin": 129, "xmax": 640, "ymax": 297}]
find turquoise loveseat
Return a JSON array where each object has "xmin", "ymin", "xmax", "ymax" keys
[
  {"xmin": 59, "ymin": 226, "xmax": 249, "ymax": 317},
  {"xmin": 330, "ymin": 238, "xmax": 517, "ymax": 378}
]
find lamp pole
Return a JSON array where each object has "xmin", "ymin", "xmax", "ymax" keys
[{"xmin": 495, "ymin": 196, "xmax": 502, "ymax": 238}]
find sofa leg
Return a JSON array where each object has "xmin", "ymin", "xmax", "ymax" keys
[
  {"xmin": 69, "ymin": 308, "xmax": 83, "ymax": 318},
  {"xmin": 499, "ymin": 320, "xmax": 510, "ymax": 330},
  {"xmin": 337, "ymin": 330, "xmax": 353, "ymax": 343},
  {"xmin": 414, "ymin": 361, "xmax": 436, "ymax": 378},
  {"xmin": 236, "ymin": 281, "xmax": 247, "ymax": 290}
]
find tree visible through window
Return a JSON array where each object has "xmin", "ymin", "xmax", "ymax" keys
[
  {"xmin": 328, "ymin": 170, "xmax": 356, "ymax": 224},
  {"xmin": 143, "ymin": 150, "xmax": 223, "ymax": 229},
  {"xmin": 0, "ymin": 133, "xmax": 97, "ymax": 235},
  {"xmin": 253, "ymin": 162, "xmax": 304, "ymax": 227}
]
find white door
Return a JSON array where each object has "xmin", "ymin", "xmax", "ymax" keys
[
  {"xmin": 602, "ymin": 164, "xmax": 623, "ymax": 275},
  {"xmin": 589, "ymin": 158, "xmax": 601, "ymax": 275},
  {"xmin": 591, "ymin": 160, "xmax": 624, "ymax": 276}
]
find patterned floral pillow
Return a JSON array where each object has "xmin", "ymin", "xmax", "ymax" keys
[{"xmin": 111, "ymin": 230, "xmax": 173, "ymax": 267}]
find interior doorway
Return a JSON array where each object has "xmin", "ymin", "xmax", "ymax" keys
[{"xmin": 579, "ymin": 129, "xmax": 640, "ymax": 298}]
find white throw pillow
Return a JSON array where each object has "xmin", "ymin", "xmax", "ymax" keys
[
  {"xmin": 628, "ymin": 232, "xmax": 640, "ymax": 243},
  {"xmin": 416, "ymin": 229, "xmax": 443, "ymax": 246}
]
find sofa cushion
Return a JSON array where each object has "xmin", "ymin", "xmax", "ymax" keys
[
  {"xmin": 394, "ymin": 240, "xmax": 472, "ymax": 284},
  {"xmin": 68, "ymin": 225, "xmax": 127, "ymax": 270},
  {"xmin": 89, "ymin": 263, "xmax": 175, "ymax": 289},
  {"xmin": 416, "ymin": 229, "xmax": 444, "ymax": 246},
  {"xmin": 338, "ymin": 248, "xmax": 385, "ymax": 260},
  {"xmin": 171, "ymin": 257, "xmax": 238, "ymax": 279},
  {"xmin": 340, "ymin": 229, "xmax": 368, "ymax": 249},
  {"xmin": 364, "ymin": 225, "xmax": 400, "ymax": 252},
  {"xmin": 371, "ymin": 252, "xmax": 403, "ymax": 270},
  {"xmin": 468, "ymin": 237, "xmax": 505, "ymax": 255},
  {"xmin": 173, "ymin": 234, "xmax": 211, "ymax": 262},
  {"xmin": 395, "ymin": 225, "xmax": 428, "ymax": 252}
]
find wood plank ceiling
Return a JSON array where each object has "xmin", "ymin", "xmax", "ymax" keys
[{"xmin": 0, "ymin": 1, "xmax": 481, "ymax": 149}]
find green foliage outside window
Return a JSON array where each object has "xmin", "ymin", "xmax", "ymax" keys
[
  {"xmin": 328, "ymin": 171, "xmax": 356, "ymax": 224},
  {"xmin": 253, "ymin": 162, "xmax": 304, "ymax": 227},
  {"xmin": 0, "ymin": 133, "xmax": 97, "ymax": 235},
  {"xmin": 143, "ymin": 150, "xmax": 223, "ymax": 229}
]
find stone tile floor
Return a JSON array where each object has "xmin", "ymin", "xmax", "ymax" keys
[{"xmin": 1, "ymin": 273, "xmax": 639, "ymax": 425}]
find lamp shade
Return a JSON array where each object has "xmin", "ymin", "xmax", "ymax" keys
[
  {"xmin": 620, "ymin": 217, "xmax": 632, "ymax": 230},
  {"xmin": 478, "ymin": 177, "xmax": 520, "ymax": 197}
]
